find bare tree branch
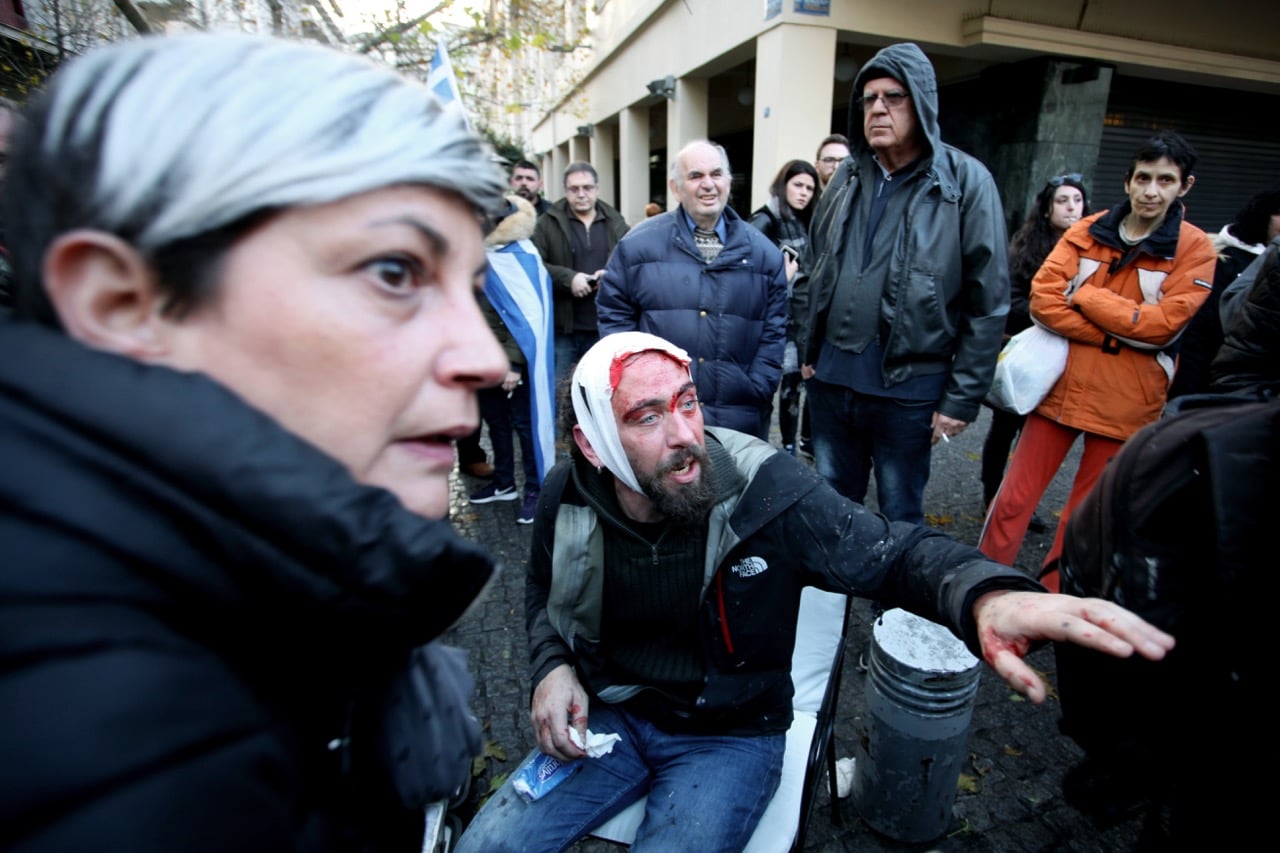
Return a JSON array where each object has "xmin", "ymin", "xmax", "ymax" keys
[
  {"xmin": 356, "ymin": 3, "xmax": 449, "ymax": 54},
  {"xmin": 111, "ymin": 0, "xmax": 152, "ymax": 34}
]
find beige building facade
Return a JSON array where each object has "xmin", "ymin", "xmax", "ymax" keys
[{"xmin": 529, "ymin": 0, "xmax": 1280, "ymax": 231}]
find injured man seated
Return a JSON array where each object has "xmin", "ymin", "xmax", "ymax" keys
[{"xmin": 454, "ymin": 331, "xmax": 1175, "ymax": 853}]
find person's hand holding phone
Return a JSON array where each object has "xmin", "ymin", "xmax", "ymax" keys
[
  {"xmin": 781, "ymin": 245, "xmax": 799, "ymax": 282},
  {"xmin": 570, "ymin": 271, "xmax": 598, "ymax": 298}
]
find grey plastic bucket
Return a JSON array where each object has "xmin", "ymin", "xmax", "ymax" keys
[{"xmin": 851, "ymin": 607, "xmax": 981, "ymax": 843}]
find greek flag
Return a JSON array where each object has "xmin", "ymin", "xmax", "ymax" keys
[
  {"xmin": 484, "ymin": 240, "xmax": 556, "ymax": 484},
  {"xmin": 426, "ymin": 41, "xmax": 469, "ymax": 127}
]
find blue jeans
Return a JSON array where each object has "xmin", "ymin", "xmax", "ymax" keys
[
  {"xmin": 454, "ymin": 704, "xmax": 785, "ymax": 853},
  {"xmin": 478, "ymin": 379, "xmax": 538, "ymax": 492},
  {"xmin": 555, "ymin": 331, "xmax": 599, "ymax": 389},
  {"xmin": 807, "ymin": 378, "xmax": 935, "ymax": 524}
]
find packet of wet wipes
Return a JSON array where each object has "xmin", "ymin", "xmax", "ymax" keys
[{"xmin": 512, "ymin": 751, "xmax": 582, "ymax": 802}]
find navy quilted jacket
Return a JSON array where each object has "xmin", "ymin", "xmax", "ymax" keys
[{"xmin": 596, "ymin": 206, "xmax": 788, "ymax": 437}]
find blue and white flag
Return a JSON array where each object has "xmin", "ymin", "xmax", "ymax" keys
[
  {"xmin": 426, "ymin": 41, "xmax": 469, "ymax": 127},
  {"xmin": 484, "ymin": 239, "xmax": 556, "ymax": 484}
]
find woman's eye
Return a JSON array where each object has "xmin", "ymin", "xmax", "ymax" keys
[{"xmin": 365, "ymin": 256, "xmax": 422, "ymax": 293}]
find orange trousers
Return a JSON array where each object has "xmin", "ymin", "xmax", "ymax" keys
[{"xmin": 979, "ymin": 413, "xmax": 1124, "ymax": 592}]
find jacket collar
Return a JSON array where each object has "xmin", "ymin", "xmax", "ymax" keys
[
  {"xmin": 570, "ymin": 430, "xmax": 745, "ymax": 535},
  {"xmin": 0, "ymin": 321, "xmax": 497, "ymax": 643},
  {"xmin": 1090, "ymin": 200, "xmax": 1187, "ymax": 260}
]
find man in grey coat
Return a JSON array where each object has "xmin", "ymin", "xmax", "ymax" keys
[{"xmin": 795, "ymin": 42, "xmax": 1009, "ymax": 524}]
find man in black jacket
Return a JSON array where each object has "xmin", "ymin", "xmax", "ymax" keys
[
  {"xmin": 529, "ymin": 160, "xmax": 629, "ymax": 384},
  {"xmin": 455, "ymin": 332, "xmax": 1176, "ymax": 853},
  {"xmin": 795, "ymin": 43, "xmax": 1009, "ymax": 524},
  {"xmin": 1211, "ymin": 233, "xmax": 1280, "ymax": 395},
  {"xmin": 509, "ymin": 158, "xmax": 552, "ymax": 215}
]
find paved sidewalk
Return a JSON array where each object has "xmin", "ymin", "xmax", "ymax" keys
[{"xmin": 443, "ymin": 405, "xmax": 1144, "ymax": 851}]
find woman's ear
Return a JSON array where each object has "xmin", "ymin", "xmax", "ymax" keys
[{"xmin": 42, "ymin": 230, "xmax": 172, "ymax": 360}]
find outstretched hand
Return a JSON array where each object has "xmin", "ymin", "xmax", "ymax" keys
[
  {"xmin": 973, "ymin": 590, "xmax": 1175, "ymax": 703},
  {"xmin": 530, "ymin": 663, "xmax": 590, "ymax": 761}
]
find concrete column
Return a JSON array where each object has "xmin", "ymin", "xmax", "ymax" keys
[
  {"xmin": 591, "ymin": 123, "xmax": 618, "ymax": 207},
  {"xmin": 667, "ymin": 77, "xmax": 708, "ymax": 209},
  {"xmin": 985, "ymin": 58, "xmax": 1112, "ymax": 231},
  {"xmin": 752, "ymin": 25, "xmax": 837, "ymax": 211},
  {"xmin": 619, "ymin": 105, "xmax": 650, "ymax": 225},
  {"xmin": 539, "ymin": 152, "xmax": 554, "ymax": 188},
  {"xmin": 550, "ymin": 144, "xmax": 569, "ymax": 205}
]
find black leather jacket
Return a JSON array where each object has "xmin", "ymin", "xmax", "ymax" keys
[{"xmin": 793, "ymin": 42, "xmax": 1009, "ymax": 423}]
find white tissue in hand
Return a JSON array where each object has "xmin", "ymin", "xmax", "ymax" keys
[
  {"xmin": 568, "ymin": 727, "xmax": 621, "ymax": 758},
  {"xmin": 835, "ymin": 757, "xmax": 856, "ymax": 799}
]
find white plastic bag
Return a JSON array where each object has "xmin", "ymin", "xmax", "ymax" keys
[
  {"xmin": 984, "ymin": 325, "xmax": 1068, "ymax": 415},
  {"xmin": 782, "ymin": 340, "xmax": 799, "ymax": 374}
]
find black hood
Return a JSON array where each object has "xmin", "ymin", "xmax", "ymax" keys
[{"xmin": 847, "ymin": 42, "xmax": 940, "ymax": 159}]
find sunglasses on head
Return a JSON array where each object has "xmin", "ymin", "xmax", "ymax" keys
[{"xmin": 1048, "ymin": 173, "xmax": 1084, "ymax": 187}]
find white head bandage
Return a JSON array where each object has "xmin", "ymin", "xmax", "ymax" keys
[{"xmin": 570, "ymin": 332, "xmax": 692, "ymax": 494}]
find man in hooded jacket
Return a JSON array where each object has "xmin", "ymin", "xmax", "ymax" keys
[{"xmin": 794, "ymin": 42, "xmax": 1009, "ymax": 524}]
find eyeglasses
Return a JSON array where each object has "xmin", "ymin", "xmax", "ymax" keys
[
  {"xmin": 818, "ymin": 156, "xmax": 844, "ymax": 165},
  {"xmin": 1048, "ymin": 173, "xmax": 1084, "ymax": 187},
  {"xmin": 566, "ymin": 184, "xmax": 597, "ymax": 195},
  {"xmin": 857, "ymin": 90, "xmax": 909, "ymax": 111}
]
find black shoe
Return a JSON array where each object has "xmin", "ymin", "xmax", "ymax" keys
[
  {"xmin": 469, "ymin": 483, "xmax": 517, "ymax": 504},
  {"xmin": 1029, "ymin": 512, "xmax": 1048, "ymax": 533}
]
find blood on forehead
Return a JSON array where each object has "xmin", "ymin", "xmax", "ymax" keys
[{"xmin": 608, "ymin": 349, "xmax": 691, "ymax": 395}]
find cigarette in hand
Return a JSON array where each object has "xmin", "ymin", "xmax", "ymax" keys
[{"xmin": 940, "ymin": 432, "xmax": 950, "ymax": 443}]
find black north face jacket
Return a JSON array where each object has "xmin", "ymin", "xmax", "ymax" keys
[{"xmin": 527, "ymin": 428, "xmax": 1039, "ymax": 736}]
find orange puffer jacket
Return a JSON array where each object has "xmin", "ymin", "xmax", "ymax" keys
[{"xmin": 1030, "ymin": 204, "xmax": 1216, "ymax": 441}]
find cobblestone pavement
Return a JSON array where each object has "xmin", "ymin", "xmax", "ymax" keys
[{"xmin": 443, "ymin": 403, "xmax": 1144, "ymax": 851}]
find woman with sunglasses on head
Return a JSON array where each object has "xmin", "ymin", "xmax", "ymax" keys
[
  {"xmin": 749, "ymin": 159, "xmax": 821, "ymax": 454},
  {"xmin": 979, "ymin": 174, "xmax": 1089, "ymax": 518}
]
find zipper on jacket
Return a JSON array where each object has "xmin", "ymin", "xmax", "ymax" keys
[{"xmin": 715, "ymin": 571, "xmax": 735, "ymax": 654}]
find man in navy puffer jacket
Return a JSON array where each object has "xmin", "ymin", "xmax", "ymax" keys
[{"xmin": 596, "ymin": 140, "xmax": 788, "ymax": 439}]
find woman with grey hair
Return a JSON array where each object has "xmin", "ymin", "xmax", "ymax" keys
[{"xmin": 1, "ymin": 34, "xmax": 509, "ymax": 850}]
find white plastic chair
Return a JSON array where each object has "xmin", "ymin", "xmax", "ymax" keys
[{"xmin": 588, "ymin": 587, "xmax": 852, "ymax": 852}]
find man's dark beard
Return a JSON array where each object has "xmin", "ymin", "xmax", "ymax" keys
[
  {"xmin": 514, "ymin": 186, "xmax": 537, "ymax": 201},
  {"xmin": 633, "ymin": 443, "xmax": 717, "ymax": 526}
]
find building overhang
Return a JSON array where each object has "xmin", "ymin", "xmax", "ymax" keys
[{"xmin": 962, "ymin": 15, "xmax": 1280, "ymax": 91}]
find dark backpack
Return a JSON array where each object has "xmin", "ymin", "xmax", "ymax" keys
[{"xmin": 1054, "ymin": 394, "xmax": 1277, "ymax": 841}]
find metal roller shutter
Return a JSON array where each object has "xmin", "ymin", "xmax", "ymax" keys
[{"xmin": 1095, "ymin": 75, "xmax": 1280, "ymax": 232}]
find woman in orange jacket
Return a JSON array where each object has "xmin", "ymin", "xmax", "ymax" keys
[{"xmin": 980, "ymin": 131, "xmax": 1217, "ymax": 590}]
